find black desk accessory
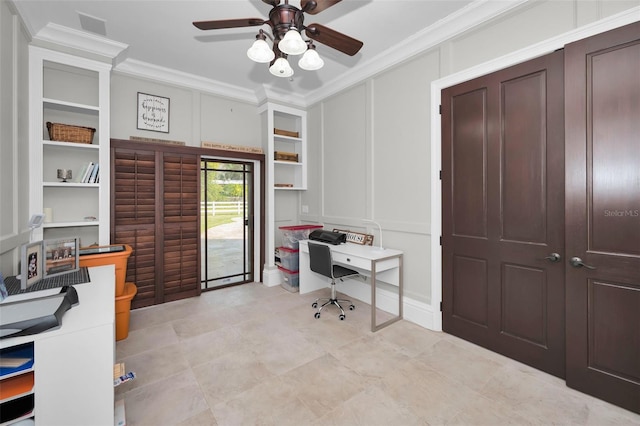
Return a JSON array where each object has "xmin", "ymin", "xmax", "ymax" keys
[
  {"xmin": 309, "ymin": 229, "xmax": 346, "ymax": 245},
  {"xmin": 0, "ymin": 286, "xmax": 79, "ymax": 339}
]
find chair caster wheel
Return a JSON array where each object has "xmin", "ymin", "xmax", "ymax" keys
[
  {"xmin": 314, "ymin": 312, "xmax": 321, "ymax": 319},
  {"xmin": 339, "ymin": 314, "xmax": 345, "ymax": 320},
  {"xmin": 312, "ymin": 302, "xmax": 318, "ymax": 308},
  {"xmin": 349, "ymin": 305, "xmax": 355, "ymax": 310}
]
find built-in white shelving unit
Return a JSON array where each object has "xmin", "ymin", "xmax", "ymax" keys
[
  {"xmin": 265, "ymin": 104, "xmax": 307, "ymax": 191},
  {"xmin": 28, "ymin": 47, "xmax": 111, "ymax": 247},
  {"xmin": 259, "ymin": 103, "xmax": 308, "ymax": 286}
]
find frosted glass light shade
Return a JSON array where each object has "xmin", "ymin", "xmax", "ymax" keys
[
  {"xmin": 298, "ymin": 48, "xmax": 324, "ymax": 70},
  {"xmin": 278, "ymin": 30, "xmax": 307, "ymax": 55},
  {"xmin": 247, "ymin": 39, "xmax": 275, "ymax": 63},
  {"xmin": 269, "ymin": 57, "xmax": 294, "ymax": 77}
]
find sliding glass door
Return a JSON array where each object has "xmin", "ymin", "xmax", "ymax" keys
[{"xmin": 200, "ymin": 159, "xmax": 253, "ymax": 290}]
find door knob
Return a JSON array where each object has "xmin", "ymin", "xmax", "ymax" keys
[
  {"xmin": 544, "ymin": 253, "xmax": 561, "ymax": 262},
  {"xmin": 569, "ymin": 257, "xmax": 596, "ymax": 270}
]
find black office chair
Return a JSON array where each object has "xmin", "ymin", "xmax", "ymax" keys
[{"xmin": 308, "ymin": 242, "xmax": 359, "ymax": 320}]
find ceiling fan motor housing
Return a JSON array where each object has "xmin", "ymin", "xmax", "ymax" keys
[{"xmin": 268, "ymin": 4, "xmax": 305, "ymax": 41}]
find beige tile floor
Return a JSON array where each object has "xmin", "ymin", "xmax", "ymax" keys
[{"xmin": 115, "ymin": 283, "xmax": 640, "ymax": 426}]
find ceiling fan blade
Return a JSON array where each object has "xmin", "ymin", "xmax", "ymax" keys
[
  {"xmin": 262, "ymin": 0, "xmax": 281, "ymax": 6},
  {"xmin": 193, "ymin": 18, "xmax": 266, "ymax": 31},
  {"xmin": 305, "ymin": 23, "xmax": 363, "ymax": 56},
  {"xmin": 301, "ymin": 0, "xmax": 341, "ymax": 15}
]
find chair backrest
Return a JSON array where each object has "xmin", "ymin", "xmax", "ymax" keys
[{"xmin": 308, "ymin": 243, "xmax": 333, "ymax": 279}]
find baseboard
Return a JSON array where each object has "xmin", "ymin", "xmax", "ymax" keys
[
  {"xmin": 262, "ymin": 266, "xmax": 282, "ymax": 287},
  {"xmin": 339, "ymin": 278, "xmax": 441, "ymax": 332}
]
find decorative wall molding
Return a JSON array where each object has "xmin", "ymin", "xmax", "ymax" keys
[
  {"xmin": 115, "ymin": 58, "xmax": 259, "ymax": 104},
  {"xmin": 32, "ymin": 22, "xmax": 128, "ymax": 62},
  {"xmin": 303, "ymin": 0, "xmax": 529, "ymax": 106}
]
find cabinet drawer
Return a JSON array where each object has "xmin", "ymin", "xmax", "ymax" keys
[{"xmin": 332, "ymin": 252, "xmax": 371, "ymax": 270}]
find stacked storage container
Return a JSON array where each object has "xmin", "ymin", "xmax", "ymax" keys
[{"xmin": 277, "ymin": 225, "xmax": 322, "ymax": 292}]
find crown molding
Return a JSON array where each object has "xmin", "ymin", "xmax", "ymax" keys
[
  {"xmin": 303, "ymin": 0, "xmax": 529, "ymax": 106},
  {"xmin": 31, "ymin": 22, "xmax": 128, "ymax": 62},
  {"xmin": 255, "ymin": 85, "xmax": 307, "ymax": 108},
  {"xmin": 113, "ymin": 58, "xmax": 261, "ymax": 104},
  {"xmin": 13, "ymin": 0, "xmax": 533, "ymax": 108}
]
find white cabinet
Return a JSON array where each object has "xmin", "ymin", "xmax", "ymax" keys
[
  {"xmin": 0, "ymin": 265, "xmax": 115, "ymax": 426},
  {"xmin": 29, "ymin": 47, "xmax": 111, "ymax": 247}
]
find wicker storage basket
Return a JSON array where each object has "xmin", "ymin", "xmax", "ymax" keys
[
  {"xmin": 46, "ymin": 122, "xmax": 96, "ymax": 144},
  {"xmin": 275, "ymin": 151, "xmax": 298, "ymax": 162}
]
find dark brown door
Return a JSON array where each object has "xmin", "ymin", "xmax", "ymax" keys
[
  {"xmin": 565, "ymin": 21, "xmax": 640, "ymax": 413},
  {"xmin": 442, "ymin": 50, "xmax": 566, "ymax": 377}
]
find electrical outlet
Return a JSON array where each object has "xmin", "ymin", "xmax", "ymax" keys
[{"xmin": 301, "ymin": 205, "xmax": 309, "ymax": 213}]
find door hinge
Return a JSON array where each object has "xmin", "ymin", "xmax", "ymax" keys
[
  {"xmin": 439, "ymin": 170, "xmax": 442, "ymax": 180},
  {"xmin": 439, "ymin": 236, "xmax": 442, "ymax": 246},
  {"xmin": 440, "ymin": 301, "xmax": 443, "ymax": 312},
  {"xmin": 439, "ymin": 104, "xmax": 442, "ymax": 114}
]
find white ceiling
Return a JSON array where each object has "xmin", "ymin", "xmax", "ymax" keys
[{"xmin": 12, "ymin": 0, "xmax": 510, "ymax": 105}]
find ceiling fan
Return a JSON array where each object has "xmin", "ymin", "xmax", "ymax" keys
[{"xmin": 193, "ymin": 0, "xmax": 363, "ymax": 77}]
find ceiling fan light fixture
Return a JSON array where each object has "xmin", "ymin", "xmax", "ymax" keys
[
  {"xmin": 278, "ymin": 28, "xmax": 307, "ymax": 55},
  {"xmin": 247, "ymin": 30, "xmax": 275, "ymax": 63},
  {"xmin": 247, "ymin": 38, "xmax": 275, "ymax": 63},
  {"xmin": 269, "ymin": 57, "xmax": 294, "ymax": 77},
  {"xmin": 298, "ymin": 44, "xmax": 324, "ymax": 70}
]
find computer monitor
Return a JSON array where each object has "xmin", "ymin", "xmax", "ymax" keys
[{"xmin": 43, "ymin": 237, "xmax": 79, "ymax": 278}]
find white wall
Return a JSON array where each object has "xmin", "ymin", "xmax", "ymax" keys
[
  {"xmin": 0, "ymin": 1, "xmax": 30, "ymax": 276},
  {"xmin": 110, "ymin": 73, "xmax": 262, "ymax": 148},
  {"xmin": 302, "ymin": 0, "xmax": 640, "ymax": 328}
]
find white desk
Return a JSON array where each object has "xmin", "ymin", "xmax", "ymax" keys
[
  {"xmin": 1, "ymin": 265, "xmax": 115, "ymax": 426},
  {"xmin": 299, "ymin": 240, "xmax": 403, "ymax": 332}
]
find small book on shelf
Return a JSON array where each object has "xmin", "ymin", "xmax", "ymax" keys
[
  {"xmin": 88, "ymin": 164, "xmax": 100, "ymax": 183},
  {"xmin": 82, "ymin": 162, "xmax": 94, "ymax": 183}
]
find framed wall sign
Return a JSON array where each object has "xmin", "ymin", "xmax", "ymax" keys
[{"xmin": 137, "ymin": 92, "xmax": 170, "ymax": 133}]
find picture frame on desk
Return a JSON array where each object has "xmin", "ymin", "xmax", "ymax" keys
[
  {"xmin": 137, "ymin": 92, "xmax": 170, "ymax": 133},
  {"xmin": 21, "ymin": 241, "xmax": 43, "ymax": 290},
  {"xmin": 43, "ymin": 237, "xmax": 79, "ymax": 278}
]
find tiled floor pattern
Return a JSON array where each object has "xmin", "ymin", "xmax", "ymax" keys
[{"xmin": 115, "ymin": 283, "xmax": 640, "ymax": 426}]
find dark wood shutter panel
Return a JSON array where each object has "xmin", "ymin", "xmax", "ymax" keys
[
  {"xmin": 113, "ymin": 150, "xmax": 156, "ymax": 225},
  {"xmin": 112, "ymin": 148, "xmax": 158, "ymax": 308},
  {"xmin": 162, "ymin": 153, "xmax": 200, "ymax": 302}
]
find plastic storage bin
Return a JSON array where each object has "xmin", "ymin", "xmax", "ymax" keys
[
  {"xmin": 78, "ymin": 244, "xmax": 132, "ymax": 297},
  {"xmin": 280, "ymin": 225, "xmax": 323, "ymax": 249},
  {"xmin": 278, "ymin": 265, "xmax": 299, "ymax": 293},
  {"xmin": 115, "ymin": 282, "xmax": 137, "ymax": 341},
  {"xmin": 278, "ymin": 246, "xmax": 299, "ymax": 271}
]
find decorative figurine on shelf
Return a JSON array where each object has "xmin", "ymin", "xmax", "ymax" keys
[{"xmin": 57, "ymin": 169, "xmax": 72, "ymax": 182}]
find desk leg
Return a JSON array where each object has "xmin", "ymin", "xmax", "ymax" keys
[{"xmin": 371, "ymin": 254, "xmax": 403, "ymax": 332}]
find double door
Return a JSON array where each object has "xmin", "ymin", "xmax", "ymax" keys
[{"xmin": 442, "ymin": 22, "xmax": 639, "ymax": 413}]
